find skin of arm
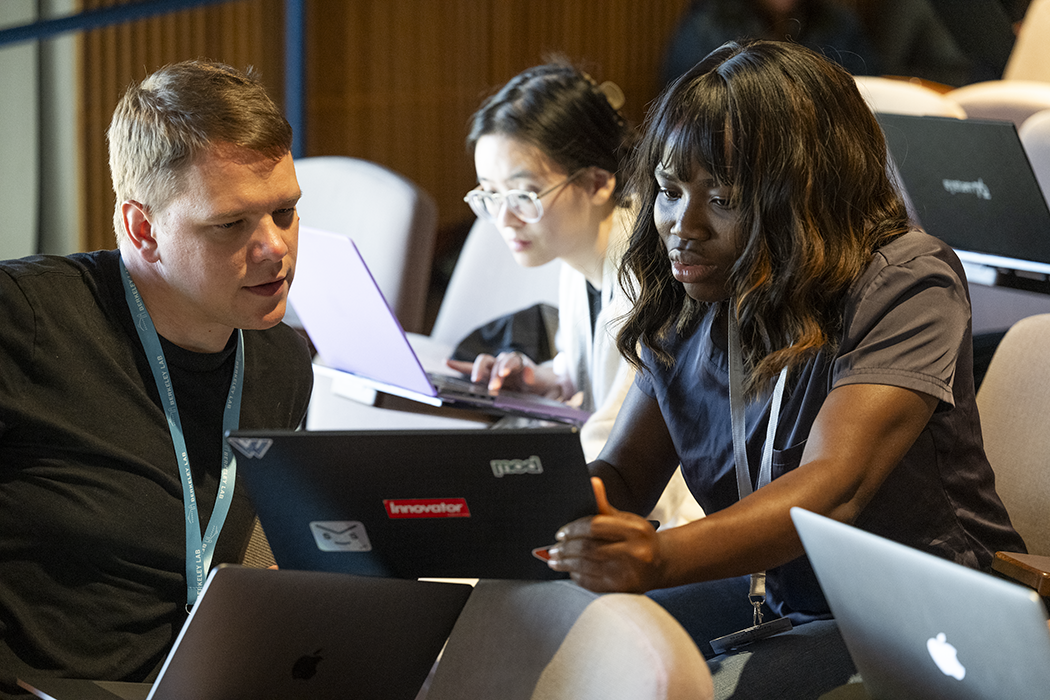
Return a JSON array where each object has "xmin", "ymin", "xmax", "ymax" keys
[{"xmin": 546, "ymin": 381, "xmax": 938, "ymax": 593}]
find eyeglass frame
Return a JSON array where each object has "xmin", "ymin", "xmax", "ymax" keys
[{"xmin": 463, "ymin": 168, "xmax": 587, "ymax": 224}]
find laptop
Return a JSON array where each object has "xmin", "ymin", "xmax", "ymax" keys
[
  {"xmin": 227, "ymin": 426, "xmax": 598, "ymax": 580},
  {"xmin": 875, "ymin": 112, "xmax": 1050, "ymax": 278},
  {"xmin": 288, "ymin": 226, "xmax": 590, "ymax": 425},
  {"xmin": 791, "ymin": 507, "xmax": 1050, "ymax": 700},
  {"xmin": 18, "ymin": 565, "xmax": 472, "ymax": 700}
]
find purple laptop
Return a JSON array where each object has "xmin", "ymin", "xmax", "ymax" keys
[{"xmin": 288, "ymin": 226, "xmax": 590, "ymax": 425}]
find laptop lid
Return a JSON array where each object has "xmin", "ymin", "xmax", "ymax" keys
[
  {"xmin": 289, "ymin": 226, "xmax": 590, "ymax": 424},
  {"xmin": 289, "ymin": 225, "xmax": 439, "ymax": 402},
  {"xmin": 227, "ymin": 427, "xmax": 598, "ymax": 580},
  {"xmin": 876, "ymin": 113, "xmax": 1050, "ymax": 276},
  {"xmin": 791, "ymin": 508, "xmax": 1050, "ymax": 700},
  {"xmin": 19, "ymin": 565, "xmax": 471, "ymax": 700}
]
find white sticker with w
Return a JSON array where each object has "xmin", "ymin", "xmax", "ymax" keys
[{"xmin": 227, "ymin": 437, "xmax": 274, "ymax": 459}]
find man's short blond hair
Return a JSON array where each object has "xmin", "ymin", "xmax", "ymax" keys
[{"xmin": 108, "ymin": 60, "xmax": 292, "ymax": 243}]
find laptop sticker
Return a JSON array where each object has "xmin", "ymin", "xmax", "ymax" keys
[
  {"xmin": 384, "ymin": 498, "xmax": 471, "ymax": 519},
  {"xmin": 227, "ymin": 437, "xmax": 274, "ymax": 459},
  {"xmin": 309, "ymin": 521, "xmax": 372, "ymax": 552},
  {"xmin": 490, "ymin": 455, "xmax": 543, "ymax": 477}
]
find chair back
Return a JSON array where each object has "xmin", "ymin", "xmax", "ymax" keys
[
  {"xmin": 853, "ymin": 75, "xmax": 966, "ymax": 118},
  {"xmin": 1020, "ymin": 108, "xmax": 1050, "ymax": 201},
  {"xmin": 291, "ymin": 156, "xmax": 438, "ymax": 333},
  {"xmin": 1005, "ymin": 0, "xmax": 1050, "ymax": 83},
  {"xmin": 946, "ymin": 80, "xmax": 1050, "ymax": 128},
  {"xmin": 421, "ymin": 579, "xmax": 712, "ymax": 700},
  {"xmin": 240, "ymin": 518, "xmax": 276, "ymax": 569},
  {"xmin": 975, "ymin": 313, "xmax": 1050, "ymax": 556},
  {"xmin": 429, "ymin": 218, "xmax": 561, "ymax": 349}
]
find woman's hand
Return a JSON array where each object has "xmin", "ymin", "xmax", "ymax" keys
[
  {"xmin": 546, "ymin": 477, "xmax": 665, "ymax": 593},
  {"xmin": 446, "ymin": 351, "xmax": 561, "ymax": 396}
]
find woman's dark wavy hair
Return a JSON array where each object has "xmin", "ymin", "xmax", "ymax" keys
[
  {"xmin": 467, "ymin": 58, "xmax": 636, "ymax": 204},
  {"xmin": 617, "ymin": 40, "xmax": 910, "ymax": 394}
]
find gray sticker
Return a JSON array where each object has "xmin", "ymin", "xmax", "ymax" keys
[{"xmin": 309, "ymin": 521, "xmax": 372, "ymax": 552}]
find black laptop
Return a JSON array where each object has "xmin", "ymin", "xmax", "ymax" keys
[
  {"xmin": 227, "ymin": 426, "xmax": 598, "ymax": 580},
  {"xmin": 18, "ymin": 565, "xmax": 471, "ymax": 700},
  {"xmin": 876, "ymin": 112, "xmax": 1050, "ymax": 276}
]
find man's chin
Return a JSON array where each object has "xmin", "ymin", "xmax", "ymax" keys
[{"xmin": 243, "ymin": 301, "xmax": 290, "ymax": 331}]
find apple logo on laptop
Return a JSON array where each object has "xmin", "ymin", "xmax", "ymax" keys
[
  {"xmin": 292, "ymin": 649, "xmax": 324, "ymax": 681},
  {"xmin": 926, "ymin": 633, "xmax": 966, "ymax": 680}
]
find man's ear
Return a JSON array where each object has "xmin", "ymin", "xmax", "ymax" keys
[
  {"xmin": 586, "ymin": 168, "xmax": 617, "ymax": 206},
  {"xmin": 121, "ymin": 201, "xmax": 160, "ymax": 263}
]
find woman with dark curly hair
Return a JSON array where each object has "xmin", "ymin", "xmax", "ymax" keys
[{"xmin": 547, "ymin": 40, "xmax": 1024, "ymax": 695}]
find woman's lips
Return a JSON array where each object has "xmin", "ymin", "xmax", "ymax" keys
[
  {"xmin": 671, "ymin": 259, "xmax": 717, "ymax": 284},
  {"xmin": 507, "ymin": 238, "xmax": 532, "ymax": 253}
]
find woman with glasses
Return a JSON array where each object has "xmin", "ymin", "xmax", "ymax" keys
[
  {"xmin": 451, "ymin": 65, "xmax": 623, "ymax": 445},
  {"xmin": 451, "ymin": 59, "xmax": 702, "ymax": 528},
  {"xmin": 543, "ymin": 41, "xmax": 1025, "ymax": 696}
]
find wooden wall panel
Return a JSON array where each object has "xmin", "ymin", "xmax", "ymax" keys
[
  {"xmin": 79, "ymin": 0, "xmax": 286, "ymax": 252},
  {"xmin": 77, "ymin": 0, "xmax": 693, "ymax": 251},
  {"xmin": 305, "ymin": 0, "xmax": 693, "ymax": 235}
]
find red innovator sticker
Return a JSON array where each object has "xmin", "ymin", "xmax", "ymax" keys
[{"xmin": 384, "ymin": 498, "xmax": 471, "ymax": 519}]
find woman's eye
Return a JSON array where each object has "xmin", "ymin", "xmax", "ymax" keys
[
  {"xmin": 710, "ymin": 191, "xmax": 735, "ymax": 210},
  {"xmin": 657, "ymin": 187, "xmax": 681, "ymax": 201}
]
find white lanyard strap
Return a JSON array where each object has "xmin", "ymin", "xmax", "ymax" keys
[{"xmin": 727, "ymin": 306, "xmax": 787, "ymax": 624}]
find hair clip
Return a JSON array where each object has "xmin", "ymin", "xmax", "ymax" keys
[{"xmin": 598, "ymin": 80, "xmax": 626, "ymax": 111}]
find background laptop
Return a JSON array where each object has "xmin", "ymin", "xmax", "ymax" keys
[
  {"xmin": 876, "ymin": 113, "xmax": 1050, "ymax": 276},
  {"xmin": 228, "ymin": 426, "xmax": 597, "ymax": 580},
  {"xmin": 791, "ymin": 507, "xmax": 1050, "ymax": 700},
  {"xmin": 289, "ymin": 226, "xmax": 590, "ymax": 425},
  {"xmin": 18, "ymin": 565, "xmax": 471, "ymax": 700}
]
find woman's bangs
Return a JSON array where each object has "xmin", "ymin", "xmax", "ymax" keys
[{"xmin": 650, "ymin": 80, "xmax": 735, "ymax": 188}]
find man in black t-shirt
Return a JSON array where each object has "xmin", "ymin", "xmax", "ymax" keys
[{"xmin": 0, "ymin": 61, "xmax": 313, "ymax": 696}]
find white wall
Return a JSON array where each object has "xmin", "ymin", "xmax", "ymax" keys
[
  {"xmin": 0, "ymin": 0, "xmax": 81, "ymax": 260},
  {"xmin": 39, "ymin": 0, "xmax": 81, "ymax": 255},
  {"xmin": 0, "ymin": 0, "xmax": 39, "ymax": 260}
]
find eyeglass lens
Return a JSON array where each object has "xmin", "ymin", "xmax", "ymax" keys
[{"xmin": 467, "ymin": 190, "xmax": 543, "ymax": 223}]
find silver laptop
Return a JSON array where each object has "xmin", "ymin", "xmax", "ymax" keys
[
  {"xmin": 876, "ymin": 112, "xmax": 1050, "ymax": 278},
  {"xmin": 227, "ymin": 426, "xmax": 597, "ymax": 580},
  {"xmin": 289, "ymin": 226, "xmax": 589, "ymax": 424},
  {"xmin": 791, "ymin": 507, "xmax": 1050, "ymax": 700},
  {"xmin": 18, "ymin": 565, "xmax": 471, "ymax": 700}
]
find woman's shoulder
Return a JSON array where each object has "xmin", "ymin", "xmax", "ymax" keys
[
  {"xmin": 845, "ymin": 228, "xmax": 969, "ymax": 325},
  {"xmin": 859, "ymin": 228, "xmax": 965, "ymax": 290},
  {"xmin": 875, "ymin": 228, "xmax": 958, "ymax": 264}
]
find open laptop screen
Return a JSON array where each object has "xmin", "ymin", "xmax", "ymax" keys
[
  {"xmin": 876, "ymin": 113, "xmax": 1050, "ymax": 276},
  {"xmin": 228, "ymin": 427, "xmax": 597, "ymax": 580}
]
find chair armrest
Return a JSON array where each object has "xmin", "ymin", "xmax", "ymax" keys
[{"xmin": 992, "ymin": 551, "xmax": 1050, "ymax": 596}]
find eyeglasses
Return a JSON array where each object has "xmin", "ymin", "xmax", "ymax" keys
[{"xmin": 463, "ymin": 170, "xmax": 585, "ymax": 224}]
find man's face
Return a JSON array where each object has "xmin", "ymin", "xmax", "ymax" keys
[{"xmin": 145, "ymin": 146, "xmax": 301, "ymax": 348}]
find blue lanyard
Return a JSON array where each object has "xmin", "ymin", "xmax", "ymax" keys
[{"xmin": 119, "ymin": 259, "xmax": 244, "ymax": 606}]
